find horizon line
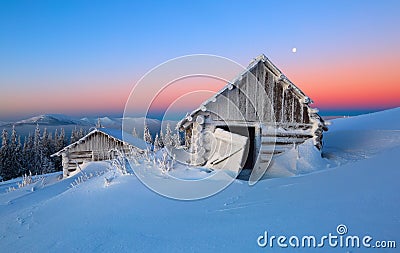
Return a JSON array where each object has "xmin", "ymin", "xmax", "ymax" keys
[{"xmin": 1, "ymin": 106, "xmax": 399, "ymax": 122}]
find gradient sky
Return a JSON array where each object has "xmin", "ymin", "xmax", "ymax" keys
[{"xmin": 0, "ymin": 0, "xmax": 399, "ymax": 120}]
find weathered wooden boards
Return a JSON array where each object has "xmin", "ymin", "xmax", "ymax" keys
[
  {"xmin": 178, "ymin": 54, "xmax": 327, "ymax": 173},
  {"xmin": 52, "ymin": 129, "xmax": 144, "ymax": 178}
]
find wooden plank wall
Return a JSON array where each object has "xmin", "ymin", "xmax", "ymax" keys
[
  {"xmin": 64, "ymin": 131, "xmax": 134, "ymax": 173},
  {"xmin": 206, "ymin": 61, "xmax": 312, "ymax": 128}
]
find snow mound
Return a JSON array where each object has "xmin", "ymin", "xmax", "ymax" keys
[
  {"xmin": 265, "ymin": 139, "xmax": 331, "ymax": 178},
  {"xmin": 323, "ymin": 107, "xmax": 400, "ymax": 164},
  {"xmin": 329, "ymin": 107, "xmax": 400, "ymax": 131}
]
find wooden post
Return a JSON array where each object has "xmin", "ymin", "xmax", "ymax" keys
[{"xmin": 62, "ymin": 152, "xmax": 69, "ymax": 178}]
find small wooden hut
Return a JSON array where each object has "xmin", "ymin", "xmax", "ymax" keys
[
  {"xmin": 177, "ymin": 54, "xmax": 327, "ymax": 174},
  {"xmin": 51, "ymin": 128, "xmax": 146, "ymax": 177}
]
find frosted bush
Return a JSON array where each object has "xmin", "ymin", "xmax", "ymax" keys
[{"xmin": 158, "ymin": 150, "xmax": 176, "ymax": 173}]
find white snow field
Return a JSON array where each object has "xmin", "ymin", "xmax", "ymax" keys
[{"xmin": 0, "ymin": 108, "xmax": 399, "ymax": 252}]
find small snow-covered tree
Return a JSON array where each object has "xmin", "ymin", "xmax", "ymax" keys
[
  {"xmin": 41, "ymin": 155, "xmax": 55, "ymax": 174},
  {"xmin": 143, "ymin": 124, "xmax": 153, "ymax": 145},
  {"xmin": 1, "ymin": 129, "xmax": 8, "ymax": 148},
  {"xmin": 132, "ymin": 127, "xmax": 138, "ymax": 137},
  {"xmin": 70, "ymin": 127, "xmax": 78, "ymax": 143},
  {"xmin": 42, "ymin": 128, "xmax": 50, "ymax": 155},
  {"xmin": 54, "ymin": 129, "xmax": 59, "ymax": 148},
  {"xmin": 164, "ymin": 123, "xmax": 174, "ymax": 147},
  {"xmin": 153, "ymin": 133, "xmax": 161, "ymax": 152},
  {"xmin": 158, "ymin": 150, "xmax": 168, "ymax": 172},
  {"xmin": 56, "ymin": 128, "xmax": 66, "ymax": 150},
  {"xmin": 173, "ymin": 130, "xmax": 182, "ymax": 147},
  {"xmin": 0, "ymin": 129, "xmax": 11, "ymax": 180},
  {"xmin": 0, "ymin": 127, "xmax": 23, "ymax": 180},
  {"xmin": 9, "ymin": 126, "xmax": 22, "ymax": 178},
  {"xmin": 17, "ymin": 136, "xmax": 23, "ymax": 173},
  {"xmin": 96, "ymin": 117, "xmax": 103, "ymax": 128},
  {"xmin": 53, "ymin": 128, "xmax": 65, "ymax": 170},
  {"xmin": 78, "ymin": 128, "xmax": 85, "ymax": 139},
  {"xmin": 159, "ymin": 131, "xmax": 164, "ymax": 148},
  {"xmin": 40, "ymin": 128, "xmax": 55, "ymax": 174},
  {"xmin": 167, "ymin": 154, "xmax": 176, "ymax": 171},
  {"xmin": 33, "ymin": 124, "xmax": 43, "ymax": 175},
  {"xmin": 70, "ymin": 127, "xmax": 85, "ymax": 143},
  {"xmin": 22, "ymin": 134, "xmax": 34, "ymax": 174}
]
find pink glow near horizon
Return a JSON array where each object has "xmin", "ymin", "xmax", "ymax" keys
[{"xmin": 1, "ymin": 52, "xmax": 399, "ymax": 120}]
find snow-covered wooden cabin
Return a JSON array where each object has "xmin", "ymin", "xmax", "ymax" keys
[
  {"xmin": 177, "ymin": 54, "xmax": 327, "ymax": 175},
  {"xmin": 51, "ymin": 128, "xmax": 146, "ymax": 177}
]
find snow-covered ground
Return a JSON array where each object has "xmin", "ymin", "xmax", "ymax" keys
[{"xmin": 0, "ymin": 108, "xmax": 399, "ymax": 252}]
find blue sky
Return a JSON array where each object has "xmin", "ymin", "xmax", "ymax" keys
[{"xmin": 1, "ymin": 0, "xmax": 399, "ymax": 120}]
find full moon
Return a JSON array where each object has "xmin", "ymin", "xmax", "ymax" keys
[{"xmin": 292, "ymin": 47, "xmax": 297, "ymax": 53}]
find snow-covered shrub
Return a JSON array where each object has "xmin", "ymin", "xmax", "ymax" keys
[
  {"xmin": 70, "ymin": 162, "xmax": 106, "ymax": 188},
  {"xmin": 5, "ymin": 171, "xmax": 44, "ymax": 192},
  {"xmin": 17, "ymin": 171, "xmax": 44, "ymax": 189},
  {"xmin": 110, "ymin": 149, "xmax": 129, "ymax": 175},
  {"xmin": 70, "ymin": 175, "xmax": 86, "ymax": 187},
  {"xmin": 127, "ymin": 146, "xmax": 141, "ymax": 165},
  {"xmin": 18, "ymin": 171, "xmax": 33, "ymax": 188},
  {"xmin": 6, "ymin": 186, "xmax": 16, "ymax": 193},
  {"xmin": 158, "ymin": 151, "xmax": 168, "ymax": 172},
  {"xmin": 70, "ymin": 170, "xmax": 105, "ymax": 188},
  {"xmin": 158, "ymin": 150, "xmax": 176, "ymax": 173},
  {"xmin": 144, "ymin": 147, "xmax": 155, "ymax": 164}
]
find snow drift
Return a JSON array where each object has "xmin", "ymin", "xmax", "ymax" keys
[{"xmin": 0, "ymin": 108, "xmax": 399, "ymax": 252}]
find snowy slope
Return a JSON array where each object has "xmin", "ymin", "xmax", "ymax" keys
[
  {"xmin": 0, "ymin": 108, "xmax": 399, "ymax": 252},
  {"xmin": 327, "ymin": 107, "xmax": 400, "ymax": 131},
  {"xmin": 323, "ymin": 107, "xmax": 400, "ymax": 164}
]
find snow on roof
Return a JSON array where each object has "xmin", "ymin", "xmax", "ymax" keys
[
  {"xmin": 177, "ymin": 54, "xmax": 313, "ymax": 129},
  {"xmin": 100, "ymin": 128, "xmax": 147, "ymax": 150},
  {"xmin": 51, "ymin": 128, "xmax": 147, "ymax": 156}
]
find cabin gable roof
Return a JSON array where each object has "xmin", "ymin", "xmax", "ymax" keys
[
  {"xmin": 177, "ymin": 54, "xmax": 321, "ymax": 130},
  {"xmin": 51, "ymin": 128, "xmax": 147, "ymax": 157}
]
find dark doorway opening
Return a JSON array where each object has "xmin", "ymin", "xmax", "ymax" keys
[{"xmin": 216, "ymin": 125, "xmax": 256, "ymax": 178}]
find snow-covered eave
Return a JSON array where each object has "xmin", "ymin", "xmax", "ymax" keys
[
  {"xmin": 51, "ymin": 129, "xmax": 98, "ymax": 157},
  {"xmin": 51, "ymin": 128, "xmax": 144, "ymax": 157},
  {"xmin": 177, "ymin": 58, "xmax": 258, "ymax": 129}
]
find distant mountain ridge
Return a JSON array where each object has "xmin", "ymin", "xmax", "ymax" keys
[
  {"xmin": 13, "ymin": 114, "xmax": 86, "ymax": 126},
  {"xmin": 1, "ymin": 114, "xmax": 179, "ymax": 140}
]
